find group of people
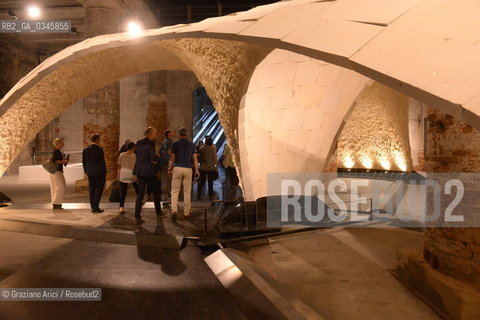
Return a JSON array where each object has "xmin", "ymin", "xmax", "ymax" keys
[{"xmin": 47, "ymin": 126, "xmax": 238, "ymax": 224}]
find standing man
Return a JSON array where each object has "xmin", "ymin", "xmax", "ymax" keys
[
  {"xmin": 159, "ymin": 129, "xmax": 174, "ymax": 201},
  {"xmin": 169, "ymin": 127, "xmax": 199, "ymax": 220},
  {"xmin": 133, "ymin": 127, "xmax": 161, "ymax": 223},
  {"xmin": 82, "ymin": 134, "xmax": 107, "ymax": 213}
]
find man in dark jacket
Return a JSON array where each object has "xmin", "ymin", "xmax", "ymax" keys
[
  {"xmin": 133, "ymin": 127, "xmax": 161, "ymax": 222},
  {"xmin": 82, "ymin": 134, "xmax": 107, "ymax": 213}
]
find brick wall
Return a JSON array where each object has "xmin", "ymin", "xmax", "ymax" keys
[{"xmin": 424, "ymin": 107, "xmax": 480, "ymax": 281}]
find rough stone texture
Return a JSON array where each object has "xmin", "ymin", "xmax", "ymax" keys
[
  {"xmin": 0, "ymin": 41, "xmax": 190, "ymax": 177},
  {"xmin": 337, "ymin": 82, "xmax": 413, "ymax": 172},
  {"xmin": 425, "ymin": 108, "xmax": 480, "ymax": 173},
  {"xmin": 422, "ymin": 108, "xmax": 480, "ymax": 282},
  {"xmin": 397, "ymin": 248, "xmax": 480, "ymax": 320},
  {"xmin": 239, "ymin": 49, "xmax": 370, "ymax": 200},
  {"xmin": 161, "ymin": 39, "xmax": 271, "ymax": 191},
  {"xmin": 3, "ymin": 0, "xmax": 480, "ymax": 193}
]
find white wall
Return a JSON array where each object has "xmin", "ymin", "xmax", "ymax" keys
[
  {"xmin": 119, "ymin": 73, "xmax": 149, "ymax": 144},
  {"xmin": 408, "ymin": 98, "xmax": 425, "ymax": 171},
  {"xmin": 238, "ymin": 49, "xmax": 371, "ymax": 200}
]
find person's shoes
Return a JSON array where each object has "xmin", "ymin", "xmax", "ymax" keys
[
  {"xmin": 135, "ymin": 217, "xmax": 145, "ymax": 224},
  {"xmin": 119, "ymin": 207, "xmax": 126, "ymax": 214},
  {"xmin": 171, "ymin": 212, "xmax": 177, "ymax": 222},
  {"xmin": 184, "ymin": 213, "xmax": 191, "ymax": 219},
  {"xmin": 52, "ymin": 204, "xmax": 63, "ymax": 210},
  {"xmin": 92, "ymin": 208, "xmax": 104, "ymax": 214}
]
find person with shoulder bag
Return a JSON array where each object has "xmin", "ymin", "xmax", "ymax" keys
[{"xmin": 48, "ymin": 138, "xmax": 69, "ymax": 210}]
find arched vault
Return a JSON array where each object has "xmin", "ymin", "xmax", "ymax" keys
[{"xmin": 1, "ymin": 0, "xmax": 480, "ymax": 198}]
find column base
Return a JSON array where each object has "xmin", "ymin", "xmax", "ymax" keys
[{"xmin": 396, "ymin": 248, "xmax": 480, "ymax": 320}]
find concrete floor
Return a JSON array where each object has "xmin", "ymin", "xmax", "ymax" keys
[
  {"xmin": 0, "ymin": 176, "xmax": 246, "ymax": 320},
  {"xmin": 0, "ymin": 232, "xmax": 246, "ymax": 320},
  {"xmin": 0, "ymin": 176, "xmax": 441, "ymax": 319},
  {"xmin": 264, "ymin": 228, "xmax": 440, "ymax": 320}
]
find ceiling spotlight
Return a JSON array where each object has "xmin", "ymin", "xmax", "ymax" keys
[
  {"xmin": 127, "ymin": 21, "xmax": 142, "ymax": 37},
  {"xmin": 8, "ymin": 9, "xmax": 17, "ymax": 19},
  {"xmin": 27, "ymin": 5, "xmax": 41, "ymax": 19}
]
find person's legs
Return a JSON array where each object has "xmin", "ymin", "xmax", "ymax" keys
[
  {"xmin": 145, "ymin": 182, "xmax": 152, "ymax": 202},
  {"xmin": 94, "ymin": 175, "xmax": 106, "ymax": 210},
  {"xmin": 171, "ymin": 168, "xmax": 182, "ymax": 214},
  {"xmin": 165, "ymin": 167, "xmax": 172, "ymax": 199},
  {"xmin": 198, "ymin": 170, "xmax": 206, "ymax": 199},
  {"xmin": 148, "ymin": 176, "xmax": 162, "ymax": 215},
  {"xmin": 119, "ymin": 182, "xmax": 128, "ymax": 208},
  {"xmin": 49, "ymin": 173, "xmax": 56, "ymax": 205},
  {"xmin": 135, "ymin": 177, "xmax": 147, "ymax": 218},
  {"xmin": 182, "ymin": 168, "xmax": 193, "ymax": 216},
  {"xmin": 132, "ymin": 182, "xmax": 138, "ymax": 195},
  {"xmin": 207, "ymin": 170, "xmax": 214, "ymax": 197},
  {"xmin": 87, "ymin": 175, "xmax": 96, "ymax": 210},
  {"xmin": 56, "ymin": 172, "xmax": 66, "ymax": 204}
]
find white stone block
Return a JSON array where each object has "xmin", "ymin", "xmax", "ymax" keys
[
  {"xmin": 295, "ymin": 60, "xmax": 322, "ymax": 85},
  {"xmin": 302, "ymin": 108, "xmax": 324, "ymax": 131},
  {"xmin": 270, "ymin": 85, "xmax": 295, "ymax": 109},
  {"xmin": 264, "ymin": 110, "xmax": 282, "ymax": 132},
  {"xmin": 320, "ymin": 0, "xmax": 418, "ymax": 26},
  {"xmin": 240, "ymin": 2, "xmax": 333, "ymax": 39},
  {"xmin": 283, "ymin": 17, "xmax": 383, "ymax": 59},
  {"xmin": 282, "ymin": 108, "xmax": 304, "ymax": 131},
  {"xmin": 293, "ymin": 84, "xmax": 324, "ymax": 109}
]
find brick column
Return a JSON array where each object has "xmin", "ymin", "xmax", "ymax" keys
[
  {"xmin": 423, "ymin": 108, "xmax": 480, "ymax": 281},
  {"xmin": 82, "ymin": 1, "xmax": 123, "ymax": 180}
]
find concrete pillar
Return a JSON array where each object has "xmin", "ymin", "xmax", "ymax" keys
[
  {"xmin": 82, "ymin": 0, "xmax": 124, "ymax": 180},
  {"xmin": 147, "ymin": 71, "xmax": 168, "ymax": 143}
]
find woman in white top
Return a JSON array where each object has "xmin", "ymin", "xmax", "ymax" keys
[{"xmin": 117, "ymin": 141, "xmax": 138, "ymax": 213}]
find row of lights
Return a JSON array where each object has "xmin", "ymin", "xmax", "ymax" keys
[
  {"xmin": 8, "ymin": 5, "xmax": 143, "ymax": 37},
  {"xmin": 343, "ymin": 154, "xmax": 408, "ymax": 172}
]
